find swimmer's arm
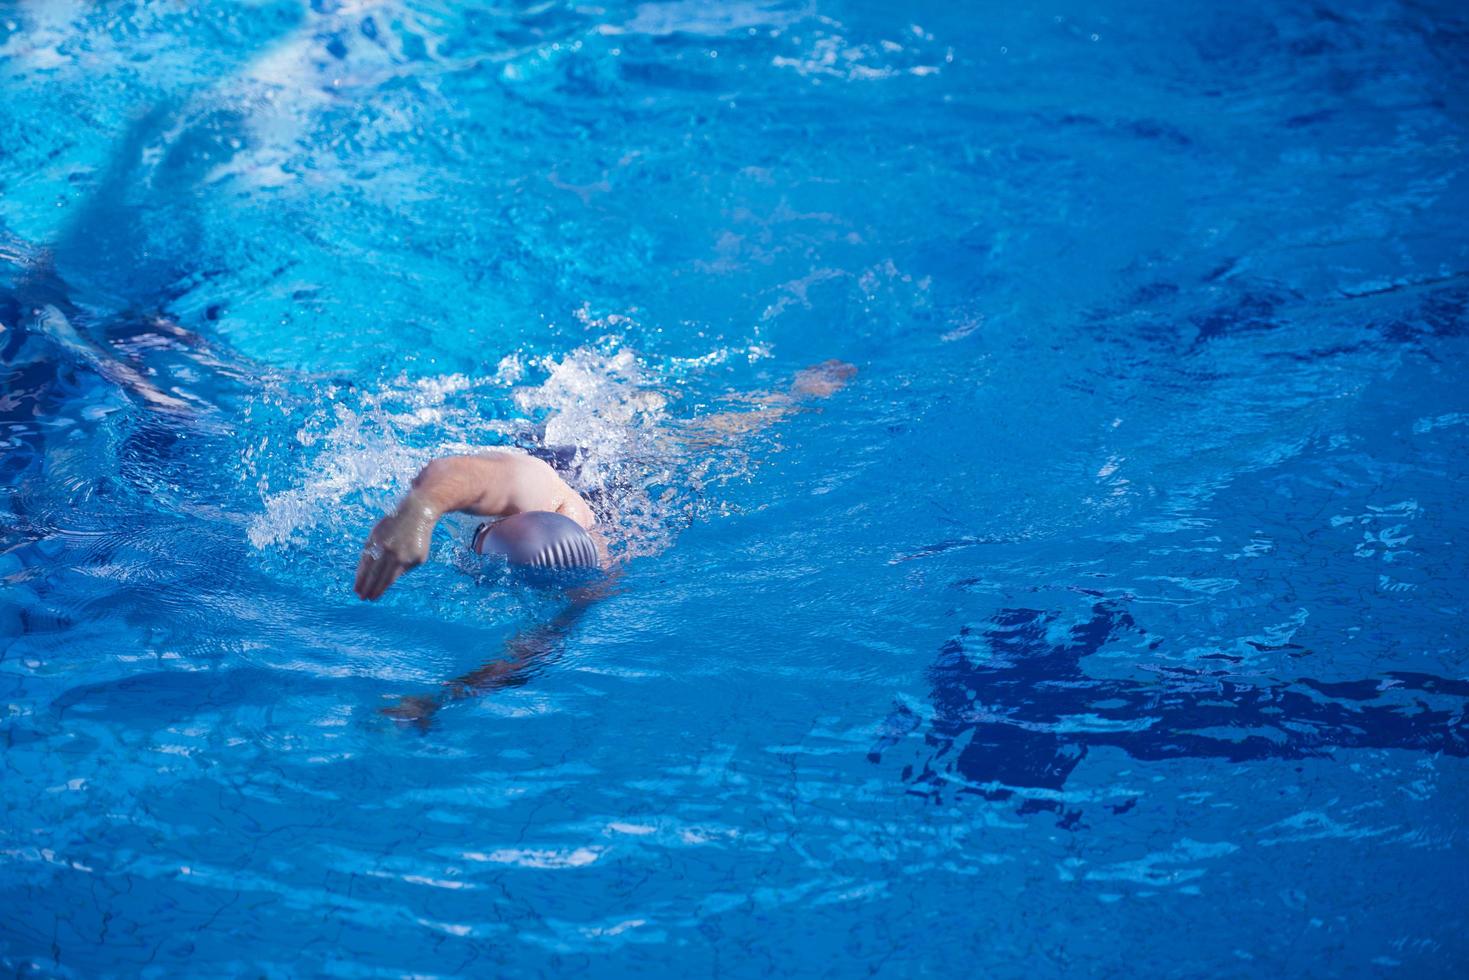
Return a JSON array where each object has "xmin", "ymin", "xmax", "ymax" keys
[
  {"xmin": 408, "ymin": 454, "xmax": 594, "ymax": 528},
  {"xmin": 353, "ymin": 453, "xmax": 593, "ymax": 601},
  {"xmin": 677, "ymin": 359, "xmax": 857, "ymax": 449},
  {"xmin": 382, "ymin": 571, "xmax": 624, "ymax": 726}
]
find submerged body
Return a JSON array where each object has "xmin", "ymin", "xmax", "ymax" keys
[{"xmin": 353, "ymin": 358, "xmax": 856, "ymax": 724}]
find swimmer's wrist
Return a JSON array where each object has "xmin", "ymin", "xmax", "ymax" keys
[{"xmin": 397, "ymin": 489, "xmax": 443, "ymax": 524}]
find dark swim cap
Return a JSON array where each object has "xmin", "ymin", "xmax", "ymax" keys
[{"xmin": 473, "ymin": 510, "xmax": 599, "ymax": 570}]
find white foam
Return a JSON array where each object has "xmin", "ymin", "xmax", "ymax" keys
[{"xmin": 246, "ymin": 338, "xmax": 767, "ymax": 560}]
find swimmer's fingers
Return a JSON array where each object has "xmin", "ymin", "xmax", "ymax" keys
[
  {"xmin": 355, "ymin": 552, "xmax": 373, "ymax": 599},
  {"xmin": 360, "ymin": 557, "xmax": 403, "ymax": 601},
  {"xmin": 353, "ymin": 550, "xmax": 373, "ymax": 599},
  {"xmin": 354, "ymin": 544, "xmax": 387, "ymax": 600},
  {"xmin": 361, "ymin": 560, "xmax": 389, "ymax": 601},
  {"xmin": 354, "ymin": 548, "xmax": 396, "ymax": 601},
  {"xmin": 373, "ymin": 562, "xmax": 406, "ymax": 600}
]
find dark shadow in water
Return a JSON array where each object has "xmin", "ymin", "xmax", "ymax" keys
[
  {"xmin": 1, "ymin": 106, "xmax": 200, "ymax": 479},
  {"xmin": 869, "ymin": 600, "xmax": 1469, "ymax": 827},
  {"xmin": 0, "ymin": 96, "xmax": 286, "ymax": 498},
  {"xmin": 0, "ymin": 103, "xmax": 273, "ymax": 671},
  {"xmin": 381, "ymin": 570, "xmax": 625, "ymax": 730}
]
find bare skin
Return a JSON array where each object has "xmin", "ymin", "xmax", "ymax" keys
[
  {"xmin": 354, "ymin": 452, "xmax": 595, "ymax": 600},
  {"xmin": 674, "ymin": 359, "xmax": 857, "ymax": 448}
]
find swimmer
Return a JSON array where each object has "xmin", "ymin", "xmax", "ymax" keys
[
  {"xmin": 352, "ymin": 358, "xmax": 856, "ymax": 601},
  {"xmin": 352, "ymin": 451, "xmax": 599, "ymax": 600}
]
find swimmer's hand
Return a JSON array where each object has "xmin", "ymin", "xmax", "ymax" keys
[
  {"xmin": 354, "ymin": 493, "xmax": 438, "ymax": 601},
  {"xmin": 676, "ymin": 359, "xmax": 857, "ymax": 450},
  {"xmin": 791, "ymin": 359, "xmax": 857, "ymax": 399}
]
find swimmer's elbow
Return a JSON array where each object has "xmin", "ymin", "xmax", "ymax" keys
[
  {"xmin": 410, "ymin": 457, "xmax": 463, "ymax": 505},
  {"xmin": 409, "ymin": 452, "xmax": 570, "ymax": 520},
  {"xmin": 410, "ymin": 456, "xmax": 450, "ymax": 490},
  {"xmin": 410, "ymin": 454, "xmax": 512, "ymax": 515}
]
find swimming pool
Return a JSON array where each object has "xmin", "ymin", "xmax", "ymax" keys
[{"xmin": 2, "ymin": 0, "xmax": 1467, "ymax": 974}]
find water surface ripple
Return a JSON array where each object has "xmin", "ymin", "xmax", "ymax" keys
[{"xmin": 2, "ymin": 0, "xmax": 1467, "ymax": 975}]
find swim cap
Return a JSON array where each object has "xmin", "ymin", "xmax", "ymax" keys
[{"xmin": 473, "ymin": 510, "xmax": 598, "ymax": 570}]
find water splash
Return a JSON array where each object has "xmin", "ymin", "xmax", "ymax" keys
[{"xmin": 245, "ymin": 337, "xmax": 769, "ymax": 560}]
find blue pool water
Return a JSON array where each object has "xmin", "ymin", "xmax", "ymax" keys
[{"xmin": 3, "ymin": 0, "xmax": 1468, "ymax": 974}]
